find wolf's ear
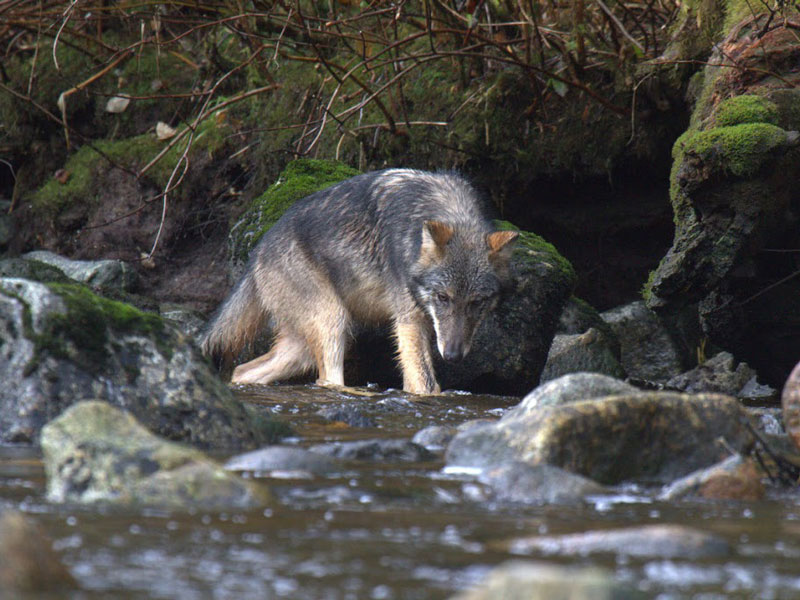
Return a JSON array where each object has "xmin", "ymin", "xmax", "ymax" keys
[
  {"xmin": 419, "ymin": 220, "xmax": 454, "ymax": 264},
  {"xmin": 487, "ymin": 230, "xmax": 518, "ymax": 255},
  {"xmin": 487, "ymin": 230, "xmax": 518, "ymax": 275}
]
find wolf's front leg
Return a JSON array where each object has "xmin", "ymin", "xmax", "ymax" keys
[{"xmin": 394, "ymin": 319, "xmax": 441, "ymax": 394}]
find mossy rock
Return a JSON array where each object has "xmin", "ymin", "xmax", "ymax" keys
[
  {"xmin": 41, "ymin": 401, "xmax": 272, "ymax": 509},
  {"xmin": 229, "ymin": 158, "xmax": 361, "ymax": 266},
  {"xmin": 30, "ymin": 116, "xmax": 229, "ymax": 220},
  {"xmin": 713, "ymin": 95, "xmax": 779, "ymax": 127},
  {"xmin": 494, "ymin": 220, "xmax": 576, "ymax": 283},
  {"xmin": 0, "ymin": 278, "xmax": 288, "ymax": 447},
  {"xmin": 673, "ymin": 122, "xmax": 795, "ymax": 179}
]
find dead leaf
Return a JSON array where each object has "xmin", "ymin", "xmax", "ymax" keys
[
  {"xmin": 105, "ymin": 95, "xmax": 130, "ymax": 113},
  {"xmin": 156, "ymin": 121, "xmax": 177, "ymax": 140}
]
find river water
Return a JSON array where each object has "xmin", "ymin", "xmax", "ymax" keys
[{"xmin": 2, "ymin": 385, "xmax": 800, "ymax": 599}]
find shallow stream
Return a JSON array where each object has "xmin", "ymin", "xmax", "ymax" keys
[{"xmin": 2, "ymin": 385, "xmax": 800, "ymax": 599}]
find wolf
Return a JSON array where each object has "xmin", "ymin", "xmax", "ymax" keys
[{"xmin": 201, "ymin": 168, "xmax": 518, "ymax": 394}]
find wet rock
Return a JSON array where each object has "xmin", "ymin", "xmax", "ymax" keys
[
  {"xmin": 518, "ymin": 372, "xmax": 639, "ymax": 412},
  {"xmin": 0, "ymin": 278, "xmax": 275, "ymax": 448},
  {"xmin": 540, "ymin": 328, "xmax": 625, "ymax": 383},
  {"xmin": 478, "ymin": 462, "xmax": 607, "ymax": 504},
  {"xmin": 446, "ymin": 392, "xmax": 755, "ymax": 484},
  {"xmin": 317, "ymin": 405, "xmax": 377, "ymax": 428},
  {"xmin": 41, "ymin": 401, "xmax": 271, "ymax": 509},
  {"xmin": 0, "ymin": 509, "xmax": 76, "ymax": 594},
  {"xmin": 413, "ymin": 425, "xmax": 458, "ymax": 451},
  {"xmin": 449, "ymin": 560, "xmax": 641, "ymax": 600},
  {"xmin": 667, "ymin": 351, "xmax": 777, "ymax": 402},
  {"xmin": 601, "ymin": 300, "xmax": 685, "ymax": 383},
  {"xmin": 508, "ymin": 524, "xmax": 730, "ymax": 559},
  {"xmin": 309, "ymin": 439, "xmax": 435, "ymax": 463},
  {"xmin": 659, "ymin": 454, "xmax": 765, "ymax": 501},
  {"xmin": 225, "ymin": 446, "xmax": 343, "ymax": 477},
  {"xmin": 24, "ymin": 249, "xmax": 139, "ymax": 291}
]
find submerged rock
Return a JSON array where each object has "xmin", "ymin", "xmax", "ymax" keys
[
  {"xmin": 41, "ymin": 401, "xmax": 271, "ymax": 509},
  {"xmin": 540, "ymin": 329, "xmax": 625, "ymax": 383},
  {"xmin": 309, "ymin": 439, "xmax": 435, "ymax": 463},
  {"xmin": 601, "ymin": 300, "xmax": 685, "ymax": 383},
  {"xmin": 225, "ymin": 446, "xmax": 344, "ymax": 477},
  {"xmin": 659, "ymin": 454, "xmax": 765, "ymax": 501},
  {"xmin": 446, "ymin": 391, "xmax": 755, "ymax": 484},
  {"xmin": 317, "ymin": 404, "xmax": 377, "ymax": 428},
  {"xmin": 0, "ymin": 509, "xmax": 76, "ymax": 594},
  {"xmin": 24, "ymin": 250, "xmax": 139, "ymax": 291},
  {"xmin": 478, "ymin": 462, "xmax": 607, "ymax": 504},
  {"xmin": 450, "ymin": 560, "xmax": 641, "ymax": 600},
  {"xmin": 508, "ymin": 524, "xmax": 730, "ymax": 559},
  {"xmin": 0, "ymin": 278, "xmax": 276, "ymax": 448},
  {"xmin": 413, "ymin": 425, "xmax": 458, "ymax": 451}
]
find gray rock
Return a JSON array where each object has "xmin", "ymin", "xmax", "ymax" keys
[
  {"xmin": 41, "ymin": 401, "xmax": 271, "ymax": 509},
  {"xmin": 309, "ymin": 439, "xmax": 435, "ymax": 463},
  {"xmin": 0, "ymin": 278, "xmax": 276, "ymax": 448},
  {"xmin": 0, "ymin": 509, "xmax": 76, "ymax": 594},
  {"xmin": 225, "ymin": 446, "xmax": 343, "ymax": 476},
  {"xmin": 0, "ymin": 257, "xmax": 70, "ymax": 283},
  {"xmin": 413, "ymin": 425, "xmax": 458, "ymax": 450},
  {"xmin": 518, "ymin": 372, "xmax": 639, "ymax": 413},
  {"xmin": 449, "ymin": 560, "xmax": 641, "ymax": 600},
  {"xmin": 540, "ymin": 329, "xmax": 625, "ymax": 383},
  {"xmin": 479, "ymin": 462, "xmax": 607, "ymax": 504},
  {"xmin": 667, "ymin": 351, "xmax": 777, "ymax": 401},
  {"xmin": 159, "ymin": 304, "xmax": 207, "ymax": 341},
  {"xmin": 602, "ymin": 300, "xmax": 685, "ymax": 383},
  {"xmin": 24, "ymin": 250, "xmax": 139, "ymax": 291},
  {"xmin": 446, "ymin": 391, "xmax": 755, "ymax": 485},
  {"xmin": 509, "ymin": 524, "xmax": 730, "ymax": 559}
]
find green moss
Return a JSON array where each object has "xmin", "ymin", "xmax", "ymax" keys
[
  {"xmin": 31, "ymin": 116, "xmax": 227, "ymax": 219},
  {"xmin": 714, "ymin": 95, "xmax": 779, "ymax": 127},
  {"xmin": 231, "ymin": 159, "xmax": 361, "ymax": 263},
  {"xmin": 675, "ymin": 122, "xmax": 790, "ymax": 177},
  {"xmin": 29, "ymin": 283, "xmax": 172, "ymax": 375},
  {"xmin": 494, "ymin": 220, "xmax": 577, "ymax": 283}
]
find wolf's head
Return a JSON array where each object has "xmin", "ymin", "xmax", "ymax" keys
[{"xmin": 410, "ymin": 220, "xmax": 518, "ymax": 362}]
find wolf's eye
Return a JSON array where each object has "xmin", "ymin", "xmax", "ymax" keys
[{"xmin": 436, "ymin": 292, "xmax": 450, "ymax": 304}]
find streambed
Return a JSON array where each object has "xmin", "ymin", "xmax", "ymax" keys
[{"xmin": 2, "ymin": 385, "xmax": 799, "ymax": 599}]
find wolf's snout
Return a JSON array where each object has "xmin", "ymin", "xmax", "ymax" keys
[{"xmin": 441, "ymin": 342, "xmax": 469, "ymax": 362}]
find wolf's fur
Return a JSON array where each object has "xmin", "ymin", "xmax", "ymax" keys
[{"xmin": 201, "ymin": 169, "xmax": 518, "ymax": 394}]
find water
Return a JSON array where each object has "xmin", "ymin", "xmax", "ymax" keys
[{"xmin": 2, "ymin": 385, "xmax": 800, "ymax": 599}]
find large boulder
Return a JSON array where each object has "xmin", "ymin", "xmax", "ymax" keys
[
  {"xmin": 41, "ymin": 401, "xmax": 271, "ymax": 509},
  {"xmin": 643, "ymin": 6, "xmax": 800, "ymax": 388},
  {"xmin": 0, "ymin": 278, "xmax": 279, "ymax": 448},
  {"xmin": 446, "ymin": 391, "xmax": 755, "ymax": 485}
]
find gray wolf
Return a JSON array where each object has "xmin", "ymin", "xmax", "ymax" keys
[{"xmin": 201, "ymin": 168, "xmax": 518, "ymax": 394}]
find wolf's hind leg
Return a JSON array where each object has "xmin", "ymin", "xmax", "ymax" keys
[
  {"xmin": 394, "ymin": 319, "xmax": 440, "ymax": 395},
  {"xmin": 231, "ymin": 333, "xmax": 314, "ymax": 384}
]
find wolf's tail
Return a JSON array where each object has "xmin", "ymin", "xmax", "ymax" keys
[{"xmin": 201, "ymin": 271, "xmax": 266, "ymax": 372}]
